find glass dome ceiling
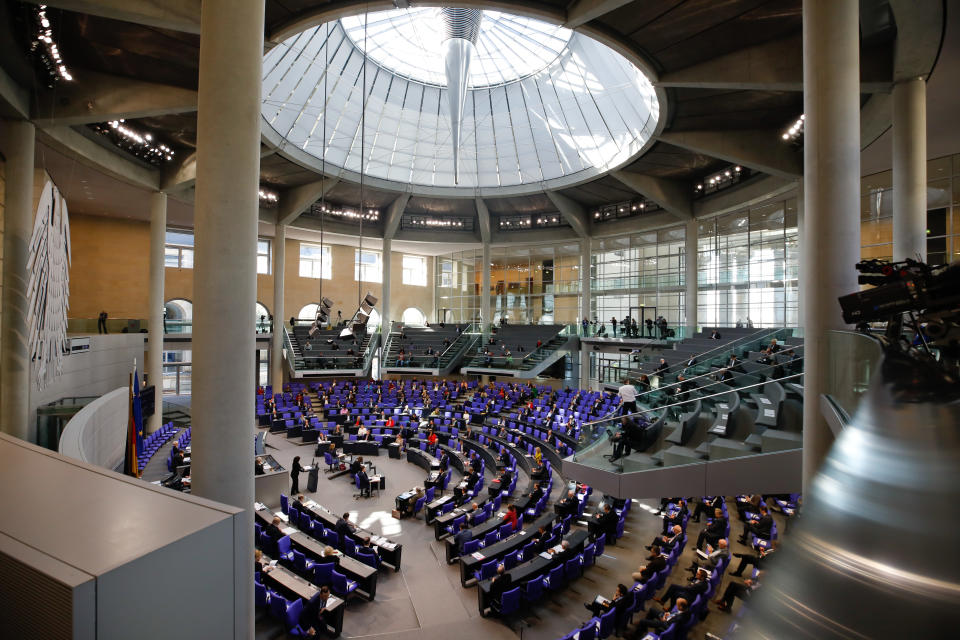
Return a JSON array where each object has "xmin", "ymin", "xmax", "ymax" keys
[
  {"xmin": 261, "ymin": 8, "xmax": 660, "ymax": 194},
  {"xmin": 340, "ymin": 9, "xmax": 572, "ymax": 88}
]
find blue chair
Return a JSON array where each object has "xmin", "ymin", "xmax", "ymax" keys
[
  {"xmin": 597, "ymin": 607, "xmax": 617, "ymax": 639},
  {"xmin": 493, "ymin": 586, "xmax": 521, "ymax": 616},
  {"xmin": 313, "ymin": 562, "xmax": 335, "ymax": 585},
  {"xmin": 583, "ymin": 543, "xmax": 596, "ymax": 567},
  {"xmin": 280, "ymin": 493, "xmax": 289, "ymax": 515},
  {"xmin": 291, "ymin": 550, "xmax": 315, "ymax": 575},
  {"xmin": 498, "ymin": 523, "xmax": 514, "ymax": 538},
  {"xmin": 412, "ymin": 497, "xmax": 425, "ymax": 518},
  {"xmin": 282, "ymin": 598, "xmax": 306, "ymax": 635},
  {"xmin": 503, "ymin": 550, "xmax": 520, "ymax": 569},
  {"xmin": 254, "ymin": 580, "xmax": 268, "ymax": 608},
  {"xmin": 425, "ymin": 486, "xmax": 435, "ymax": 502},
  {"xmin": 331, "ymin": 570, "xmax": 358, "ymax": 598},
  {"xmin": 565, "ymin": 556, "xmax": 582, "ymax": 581},
  {"xmin": 474, "ymin": 559, "xmax": 498, "ymax": 582},
  {"xmin": 356, "ymin": 548, "xmax": 379, "ymax": 569},
  {"xmin": 276, "ymin": 536, "xmax": 294, "ymax": 563},
  {"xmin": 578, "ymin": 618, "xmax": 598, "ymax": 640},
  {"xmin": 269, "ymin": 593, "xmax": 289, "ymax": 620},
  {"xmin": 544, "ymin": 564, "xmax": 565, "ymax": 590},
  {"xmin": 462, "ymin": 539, "xmax": 482, "ymax": 555},
  {"xmin": 523, "ymin": 576, "xmax": 544, "ymax": 602},
  {"xmin": 484, "ymin": 531, "xmax": 499, "ymax": 547}
]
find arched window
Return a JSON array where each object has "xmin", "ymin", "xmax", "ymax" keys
[
  {"xmin": 298, "ymin": 303, "xmax": 320, "ymax": 321},
  {"xmin": 164, "ymin": 299, "xmax": 193, "ymax": 334},
  {"xmin": 255, "ymin": 302, "xmax": 270, "ymax": 333},
  {"xmin": 400, "ymin": 307, "xmax": 427, "ymax": 326}
]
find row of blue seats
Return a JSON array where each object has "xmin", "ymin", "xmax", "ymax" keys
[{"xmin": 137, "ymin": 422, "xmax": 177, "ymax": 472}]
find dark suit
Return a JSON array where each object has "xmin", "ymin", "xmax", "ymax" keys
[
  {"xmin": 454, "ymin": 530, "xmax": 473, "ymax": 555},
  {"xmin": 526, "ymin": 486, "xmax": 544, "ymax": 505},
  {"xmin": 357, "ymin": 470, "xmax": 370, "ymax": 497},
  {"xmin": 556, "ymin": 496, "xmax": 578, "ymax": 518},
  {"xmin": 635, "ymin": 554, "xmax": 666, "ymax": 582},
  {"xmin": 586, "ymin": 592, "xmax": 627, "ymax": 618},
  {"xmin": 636, "ymin": 608, "xmax": 692, "ymax": 636},
  {"xmin": 741, "ymin": 514, "xmax": 773, "ymax": 541},
  {"xmin": 489, "ymin": 572, "xmax": 514, "ymax": 602},
  {"xmin": 439, "ymin": 453, "xmax": 450, "ymax": 471},
  {"xmin": 335, "ymin": 518, "xmax": 352, "ymax": 543},
  {"xmin": 660, "ymin": 577, "xmax": 709, "ymax": 610},
  {"xmin": 697, "ymin": 516, "xmax": 728, "ymax": 549}
]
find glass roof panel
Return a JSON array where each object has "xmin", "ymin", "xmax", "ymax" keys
[
  {"xmin": 340, "ymin": 9, "xmax": 571, "ymax": 88},
  {"xmin": 262, "ymin": 10, "xmax": 660, "ymax": 195}
]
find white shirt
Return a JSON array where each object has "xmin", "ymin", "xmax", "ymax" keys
[{"xmin": 618, "ymin": 384, "xmax": 637, "ymax": 403}]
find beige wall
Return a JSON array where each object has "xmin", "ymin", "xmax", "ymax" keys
[{"xmin": 66, "ymin": 213, "xmax": 434, "ymax": 327}]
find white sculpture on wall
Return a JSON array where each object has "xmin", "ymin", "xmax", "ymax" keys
[{"xmin": 27, "ymin": 180, "xmax": 71, "ymax": 390}]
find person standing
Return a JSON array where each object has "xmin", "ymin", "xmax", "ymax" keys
[
  {"xmin": 618, "ymin": 379, "xmax": 637, "ymax": 415},
  {"xmin": 290, "ymin": 455, "xmax": 304, "ymax": 494},
  {"xmin": 611, "ymin": 317, "xmax": 618, "ymax": 337},
  {"xmin": 98, "ymin": 310, "xmax": 109, "ymax": 334}
]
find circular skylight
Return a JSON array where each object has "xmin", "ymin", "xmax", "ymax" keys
[
  {"xmin": 340, "ymin": 9, "xmax": 572, "ymax": 88},
  {"xmin": 261, "ymin": 9, "xmax": 660, "ymax": 195}
]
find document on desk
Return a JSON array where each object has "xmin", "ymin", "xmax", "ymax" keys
[
  {"xmin": 278, "ymin": 512, "xmax": 289, "ymax": 522},
  {"xmin": 255, "ymin": 502, "xmax": 267, "ymax": 511},
  {"xmin": 282, "ymin": 526, "xmax": 297, "ymax": 535},
  {"xmin": 539, "ymin": 552, "xmax": 553, "ymax": 559},
  {"xmin": 471, "ymin": 552, "xmax": 485, "ymax": 560}
]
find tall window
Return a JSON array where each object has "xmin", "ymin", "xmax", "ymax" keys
[
  {"xmin": 355, "ymin": 249, "xmax": 382, "ymax": 283},
  {"xmin": 165, "ymin": 229, "xmax": 194, "ymax": 268},
  {"xmin": 257, "ymin": 239, "xmax": 271, "ymax": 274},
  {"xmin": 402, "ymin": 255, "xmax": 427, "ymax": 286},
  {"xmin": 439, "ymin": 260, "xmax": 454, "ymax": 288},
  {"xmin": 299, "ymin": 243, "xmax": 331, "ymax": 279}
]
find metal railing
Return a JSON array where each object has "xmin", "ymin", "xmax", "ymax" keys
[{"xmin": 465, "ymin": 324, "xmax": 576, "ymax": 371}]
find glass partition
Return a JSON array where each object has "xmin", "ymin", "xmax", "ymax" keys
[{"xmin": 823, "ymin": 330, "xmax": 883, "ymax": 419}]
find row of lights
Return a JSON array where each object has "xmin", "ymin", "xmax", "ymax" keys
[
  {"xmin": 31, "ymin": 5, "xmax": 72, "ymax": 84},
  {"xmin": 259, "ymin": 189, "xmax": 279, "ymax": 203},
  {"xmin": 782, "ymin": 114, "xmax": 805, "ymax": 142},
  {"xmin": 317, "ymin": 203, "xmax": 380, "ymax": 222},
  {"xmin": 592, "ymin": 198, "xmax": 655, "ymax": 222},
  {"xmin": 408, "ymin": 218, "xmax": 466, "ymax": 228},
  {"xmin": 90, "ymin": 120, "xmax": 176, "ymax": 164},
  {"xmin": 499, "ymin": 215, "xmax": 565, "ymax": 229},
  {"xmin": 695, "ymin": 165, "xmax": 743, "ymax": 193}
]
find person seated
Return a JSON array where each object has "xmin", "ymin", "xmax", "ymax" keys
[
  {"xmin": 291, "ymin": 493, "xmax": 308, "ymax": 513},
  {"xmin": 495, "ymin": 467, "xmax": 513, "ymax": 488},
  {"xmin": 714, "ymin": 572, "xmax": 763, "ymax": 612},
  {"xmin": 488, "ymin": 564, "xmax": 513, "ymax": 607},
  {"xmin": 400, "ymin": 487, "xmax": 424, "ymax": 517},
  {"xmin": 584, "ymin": 583, "xmax": 629, "ymax": 618},
  {"xmin": 654, "ymin": 568, "xmax": 711, "ymax": 612},
  {"xmin": 530, "ymin": 461, "xmax": 548, "ymax": 480},
  {"xmin": 356, "ymin": 466, "xmax": 372, "ymax": 498},
  {"xmin": 357, "ymin": 425, "xmax": 370, "ymax": 440},
  {"xmin": 687, "ymin": 538, "xmax": 730, "ymax": 573},
  {"xmin": 710, "ymin": 329, "xmax": 722, "ymax": 340},
  {"xmin": 697, "ymin": 508, "xmax": 728, "ymax": 550},
  {"xmin": 501, "ymin": 504, "xmax": 519, "ymax": 531},
  {"xmin": 715, "ymin": 367, "xmax": 734, "ymax": 383},
  {"xmin": 350, "ymin": 456, "xmax": 364, "ymax": 476},
  {"xmin": 524, "ymin": 482, "xmax": 544, "ymax": 506},
  {"xmin": 254, "ymin": 548, "xmax": 275, "ymax": 575},
  {"xmin": 738, "ymin": 504, "xmax": 773, "ymax": 544},
  {"xmin": 611, "ymin": 416, "xmax": 642, "ymax": 460},
  {"xmin": 730, "ymin": 539, "xmax": 777, "ymax": 576},
  {"xmin": 661, "ymin": 498, "xmax": 688, "ymax": 533},
  {"xmin": 632, "ymin": 545, "xmax": 667, "ymax": 582},
  {"xmin": 265, "ymin": 516, "xmax": 284, "ymax": 542},
  {"xmin": 556, "ymin": 490, "xmax": 578, "ymax": 518},
  {"xmin": 633, "ymin": 597, "xmax": 691, "ymax": 637},
  {"xmin": 530, "ymin": 525, "xmax": 550, "ymax": 553},
  {"xmin": 302, "ymin": 585, "xmax": 335, "ymax": 637},
  {"xmin": 589, "ymin": 503, "xmax": 616, "ymax": 540},
  {"xmin": 335, "ymin": 513, "xmax": 354, "ymax": 541},
  {"xmin": 255, "ymin": 456, "xmax": 265, "ymax": 476},
  {"xmin": 453, "ymin": 521, "xmax": 473, "ymax": 555},
  {"xmin": 427, "ymin": 430, "xmax": 438, "ymax": 446},
  {"xmin": 647, "ymin": 524, "xmax": 683, "ymax": 551},
  {"xmin": 655, "ymin": 358, "xmax": 669, "ymax": 375},
  {"xmin": 691, "ymin": 496, "xmax": 724, "ymax": 523}
]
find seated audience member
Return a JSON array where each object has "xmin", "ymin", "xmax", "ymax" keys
[
  {"xmin": 488, "ymin": 564, "xmax": 514, "ymax": 606},
  {"xmin": 738, "ymin": 504, "xmax": 773, "ymax": 544},
  {"xmin": 654, "ymin": 568, "xmax": 711, "ymax": 611},
  {"xmin": 453, "ymin": 522, "xmax": 473, "ymax": 555},
  {"xmin": 501, "ymin": 505, "xmax": 519, "ymax": 531},
  {"xmin": 265, "ymin": 516, "xmax": 284, "ymax": 542},
  {"xmin": 556, "ymin": 490, "xmax": 578, "ymax": 517},
  {"xmin": 335, "ymin": 513, "xmax": 354, "ymax": 541},
  {"xmin": 691, "ymin": 495, "xmax": 724, "ymax": 523},
  {"xmin": 254, "ymin": 548, "xmax": 275, "ymax": 575},
  {"xmin": 687, "ymin": 538, "xmax": 730, "ymax": 573},
  {"xmin": 589, "ymin": 503, "xmax": 617, "ymax": 540},
  {"xmin": 584, "ymin": 583, "xmax": 629, "ymax": 618},
  {"xmin": 731, "ymin": 540, "xmax": 778, "ymax": 576},
  {"xmin": 302, "ymin": 585, "xmax": 335, "ymax": 637},
  {"xmin": 632, "ymin": 546, "xmax": 667, "ymax": 582},
  {"xmin": 255, "ymin": 456, "xmax": 266, "ymax": 475},
  {"xmin": 714, "ymin": 572, "xmax": 763, "ymax": 612},
  {"xmin": 647, "ymin": 524, "xmax": 683, "ymax": 551},
  {"xmin": 661, "ymin": 498, "xmax": 688, "ymax": 533},
  {"xmin": 697, "ymin": 508, "xmax": 729, "ymax": 550},
  {"xmin": 632, "ymin": 597, "xmax": 691, "ymax": 637}
]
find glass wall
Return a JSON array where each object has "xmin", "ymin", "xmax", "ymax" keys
[
  {"xmin": 697, "ymin": 199, "xmax": 799, "ymax": 328},
  {"xmin": 592, "ymin": 227, "xmax": 686, "ymax": 329},
  {"xmin": 434, "ymin": 241, "xmax": 583, "ymax": 325},
  {"xmin": 861, "ymin": 154, "xmax": 960, "ymax": 264}
]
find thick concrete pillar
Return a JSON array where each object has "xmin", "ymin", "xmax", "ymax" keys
[
  {"xmin": 381, "ymin": 237, "xmax": 391, "ymax": 331},
  {"xmin": 892, "ymin": 77, "xmax": 927, "ymax": 261},
  {"xmin": 146, "ymin": 191, "xmax": 167, "ymax": 434},
  {"xmin": 481, "ymin": 243, "xmax": 491, "ymax": 333},
  {"xmin": 189, "ymin": 1, "xmax": 264, "ymax": 637},
  {"xmin": 270, "ymin": 223, "xmax": 285, "ymax": 388},
  {"xmin": 0, "ymin": 120, "xmax": 35, "ymax": 441},
  {"xmin": 684, "ymin": 218, "xmax": 698, "ymax": 337},
  {"xmin": 801, "ymin": 0, "xmax": 861, "ymax": 496}
]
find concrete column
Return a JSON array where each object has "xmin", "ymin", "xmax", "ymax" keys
[
  {"xmin": 579, "ymin": 237, "xmax": 592, "ymax": 386},
  {"xmin": 381, "ymin": 237, "xmax": 392, "ymax": 331},
  {"xmin": 146, "ymin": 191, "xmax": 167, "ymax": 434},
  {"xmin": 892, "ymin": 77, "xmax": 927, "ymax": 262},
  {"xmin": 0, "ymin": 120, "xmax": 35, "ymax": 441},
  {"xmin": 481, "ymin": 243, "xmax": 491, "ymax": 334},
  {"xmin": 796, "ymin": 179, "xmax": 804, "ymax": 324},
  {"xmin": 801, "ymin": 0, "xmax": 861, "ymax": 496},
  {"xmin": 684, "ymin": 218, "xmax": 698, "ymax": 337},
  {"xmin": 270, "ymin": 223, "xmax": 285, "ymax": 388},
  {"xmin": 189, "ymin": 1, "xmax": 264, "ymax": 637}
]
